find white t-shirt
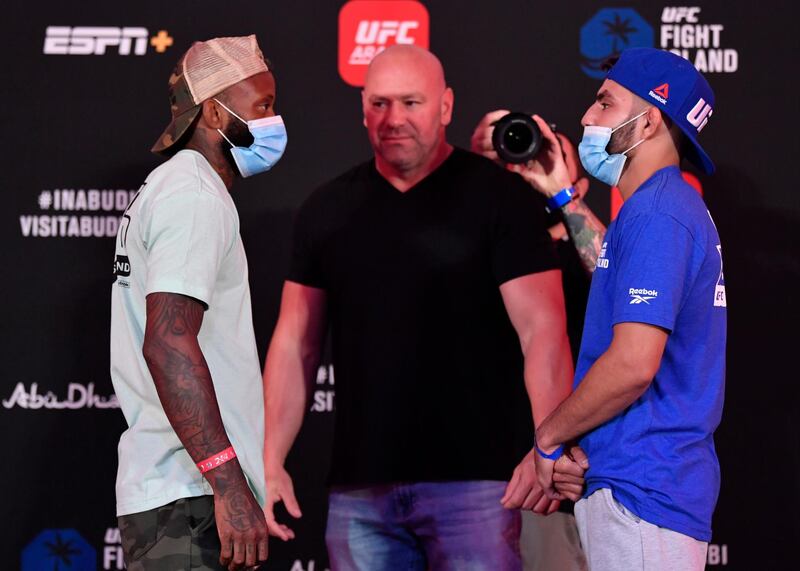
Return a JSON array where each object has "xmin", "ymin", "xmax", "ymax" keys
[{"xmin": 110, "ymin": 149, "xmax": 264, "ymax": 516}]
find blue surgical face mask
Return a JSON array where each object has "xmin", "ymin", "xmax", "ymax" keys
[
  {"xmin": 578, "ymin": 110, "xmax": 648, "ymax": 187},
  {"xmin": 214, "ymin": 99, "xmax": 287, "ymax": 178}
]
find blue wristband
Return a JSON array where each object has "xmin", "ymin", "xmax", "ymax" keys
[
  {"xmin": 534, "ymin": 440, "xmax": 564, "ymax": 461},
  {"xmin": 547, "ymin": 186, "xmax": 575, "ymax": 210}
]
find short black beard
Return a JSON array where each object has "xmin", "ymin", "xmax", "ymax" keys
[
  {"xmin": 607, "ymin": 119, "xmax": 639, "ymax": 155},
  {"xmin": 218, "ymin": 119, "xmax": 253, "ymax": 176}
]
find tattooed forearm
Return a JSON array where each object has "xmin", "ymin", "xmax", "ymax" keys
[
  {"xmin": 143, "ymin": 292, "xmax": 231, "ymax": 469},
  {"xmin": 143, "ymin": 291, "xmax": 266, "ymax": 554},
  {"xmin": 211, "ymin": 465, "xmax": 262, "ymax": 529},
  {"xmin": 561, "ymin": 198, "xmax": 607, "ymax": 274}
]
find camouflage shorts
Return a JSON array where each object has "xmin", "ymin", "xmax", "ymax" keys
[{"xmin": 119, "ymin": 495, "xmax": 224, "ymax": 570}]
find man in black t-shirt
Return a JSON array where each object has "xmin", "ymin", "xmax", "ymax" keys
[
  {"xmin": 473, "ymin": 123, "xmax": 602, "ymax": 571},
  {"xmin": 261, "ymin": 45, "xmax": 579, "ymax": 570}
]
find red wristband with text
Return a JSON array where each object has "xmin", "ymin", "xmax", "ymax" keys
[{"xmin": 196, "ymin": 446, "xmax": 237, "ymax": 474}]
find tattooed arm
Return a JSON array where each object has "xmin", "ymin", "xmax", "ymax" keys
[
  {"xmin": 470, "ymin": 112, "xmax": 606, "ymax": 274},
  {"xmin": 142, "ymin": 292, "xmax": 268, "ymax": 570},
  {"xmin": 559, "ymin": 195, "xmax": 606, "ymax": 274}
]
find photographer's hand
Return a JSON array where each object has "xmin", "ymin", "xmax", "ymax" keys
[
  {"xmin": 507, "ymin": 116, "xmax": 572, "ymax": 197},
  {"xmin": 470, "ymin": 109, "xmax": 510, "ymax": 163}
]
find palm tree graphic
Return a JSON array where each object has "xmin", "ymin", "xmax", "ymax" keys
[
  {"xmin": 603, "ymin": 12, "xmax": 638, "ymax": 55},
  {"xmin": 43, "ymin": 532, "xmax": 82, "ymax": 570}
]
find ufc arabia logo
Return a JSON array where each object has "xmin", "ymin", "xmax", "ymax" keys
[
  {"xmin": 338, "ymin": 0, "xmax": 429, "ymax": 86},
  {"xmin": 350, "ymin": 21, "xmax": 419, "ymax": 64}
]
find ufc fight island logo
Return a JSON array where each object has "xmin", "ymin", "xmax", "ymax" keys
[
  {"xmin": 338, "ymin": 0, "xmax": 429, "ymax": 86},
  {"xmin": 660, "ymin": 7, "xmax": 738, "ymax": 73},
  {"xmin": 44, "ymin": 27, "xmax": 173, "ymax": 55}
]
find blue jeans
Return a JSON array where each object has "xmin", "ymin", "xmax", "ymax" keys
[{"xmin": 325, "ymin": 481, "xmax": 521, "ymax": 571}]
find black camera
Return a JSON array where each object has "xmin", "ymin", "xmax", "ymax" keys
[{"xmin": 491, "ymin": 112, "xmax": 543, "ymax": 164}]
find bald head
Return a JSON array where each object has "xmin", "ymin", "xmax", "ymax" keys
[
  {"xmin": 361, "ymin": 46, "xmax": 453, "ymax": 178},
  {"xmin": 365, "ymin": 45, "xmax": 446, "ymax": 96}
]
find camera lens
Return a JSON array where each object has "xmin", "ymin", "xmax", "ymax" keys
[
  {"xmin": 491, "ymin": 112, "xmax": 543, "ymax": 164},
  {"xmin": 505, "ymin": 123, "xmax": 534, "ymax": 153}
]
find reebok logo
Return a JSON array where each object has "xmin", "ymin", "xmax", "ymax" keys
[
  {"xmin": 338, "ymin": 0, "xmax": 429, "ymax": 86},
  {"xmin": 629, "ymin": 287, "xmax": 658, "ymax": 304},
  {"xmin": 648, "ymin": 83, "xmax": 669, "ymax": 105}
]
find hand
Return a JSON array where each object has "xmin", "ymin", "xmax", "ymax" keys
[
  {"xmin": 470, "ymin": 109, "xmax": 511, "ymax": 163},
  {"xmin": 501, "ymin": 448, "xmax": 560, "ymax": 515},
  {"xmin": 506, "ymin": 115, "xmax": 573, "ymax": 197},
  {"xmin": 533, "ymin": 444, "xmax": 564, "ymax": 501},
  {"xmin": 553, "ymin": 446, "xmax": 590, "ymax": 502},
  {"xmin": 213, "ymin": 474, "xmax": 269, "ymax": 570},
  {"xmin": 264, "ymin": 465, "xmax": 302, "ymax": 542},
  {"xmin": 571, "ymin": 176, "xmax": 590, "ymax": 201}
]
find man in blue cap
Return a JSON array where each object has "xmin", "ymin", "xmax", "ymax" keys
[{"xmin": 517, "ymin": 48, "xmax": 726, "ymax": 570}]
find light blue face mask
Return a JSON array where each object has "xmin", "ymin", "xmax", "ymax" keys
[
  {"xmin": 214, "ymin": 99, "xmax": 287, "ymax": 178},
  {"xmin": 578, "ymin": 110, "xmax": 648, "ymax": 187}
]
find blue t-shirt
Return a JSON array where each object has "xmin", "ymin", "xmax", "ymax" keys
[{"xmin": 576, "ymin": 166, "xmax": 726, "ymax": 541}]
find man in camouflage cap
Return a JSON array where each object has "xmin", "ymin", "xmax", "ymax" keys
[{"xmin": 110, "ymin": 34, "xmax": 283, "ymax": 570}]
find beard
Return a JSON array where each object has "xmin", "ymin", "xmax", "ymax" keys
[
  {"xmin": 218, "ymin": 119, "xmax": 253, "ymax": 176},
  {"xmin": 607, "ymin": 118, "xmax": 640, "ymax": 155},
  {"xmin": 372, "ymin": 125, "xmax": 440, "ymax": 174},
  {"xmin": 376, "ymin": 139, "xmax": 422, "ymax": 172}
]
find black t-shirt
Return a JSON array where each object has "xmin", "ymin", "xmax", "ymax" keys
[
  {"xmin": 543, "ymin": 209, "xmax": 594, "ymax": 515},
  {"xmin": 288, "ymin": 147, "xmax": 558, "ymax": 485},
  {"xmin": 543, "ymin": 207, "xmax": 593, "ymax": 362}
]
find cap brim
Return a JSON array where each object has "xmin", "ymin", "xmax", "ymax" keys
[
  {"xmin": 680, "ymin": 126, "xmax": 715, "ymax": 174},
  {"xmin": 151, "ymin": 105, "xmax": 202, "ymax": 155}
]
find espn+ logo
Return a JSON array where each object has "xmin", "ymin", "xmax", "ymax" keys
[
  {"xmin": 338, "ymin": 0, "xmax": 429, "ymax": 86},
  {"xmin": 44, "ymin": 26, "xmax": 173, "ymax": 56}
]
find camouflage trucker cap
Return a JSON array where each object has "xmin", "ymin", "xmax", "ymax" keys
[{"xmin": 151, "ymin": 35, "xmax": 269, "ymax": 154}]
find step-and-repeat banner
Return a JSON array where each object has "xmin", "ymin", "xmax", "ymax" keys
[{"xmin": 2, "ymin": 1, "xmax": 797, "ymax": 569}]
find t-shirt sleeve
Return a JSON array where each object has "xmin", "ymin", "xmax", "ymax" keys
[
  {"xmin": 491, "ymin": 175, "xmax": 559, "ymax": 286},
  {"xmin": 287, "ymin": 196, "xmax": 325, "ymax": 288},
  {"xmin": 142, "ymin": 191, "xmax": 234, "ymax": 308},
  {"xmin": 612, "ymin": 213, "xmax": 698, "ymax": 331}
]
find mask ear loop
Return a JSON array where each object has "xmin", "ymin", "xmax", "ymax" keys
[
  {"xmin": 217, "ymin": 128, "xmax": 235, "ymax": 148},
  {"xmin": 213, "ymin": 98, "xmax": 247, "ymax": 148},
  {"xmin": 622, "ymin": 138, "xmax": 646, "ymax": 155},
  {"xmin": 614, "ymin": 108, "xmax": 650, "ymax": 156},
  {"xmin": 611, "ymin": 108, "xmax": 649, "ymax": 134},
  {"xmin": 213, "ymin": 98, "xmax": 247, "ymax": 124}
]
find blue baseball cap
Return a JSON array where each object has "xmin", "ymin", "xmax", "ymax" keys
[{"xmin": 607, "ymin": 48, "xmax": 715, "ymax": 174}]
